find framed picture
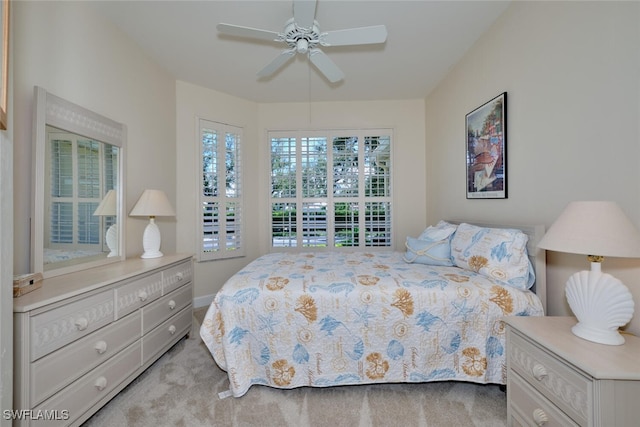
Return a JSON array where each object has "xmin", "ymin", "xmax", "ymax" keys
[
  {"xmin": 465, "ymin": 92, "xmax": 507, "ymax": 199},
  {"xmin": 0, "ymin": 0, "xmax": 8, "ymax": 130}
]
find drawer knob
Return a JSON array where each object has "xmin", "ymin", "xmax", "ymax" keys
[
  {"xmin": 169, "ymin": 325, "xmax": 176, "ymax": 335},
  {"xmin": 94, "ymin": 376, "xmax": 108, "ymax": 391},
  {"xmin": 75, "ymin": 317, "xmax": 89, "ymax": 331},
  {"xmin": 532, "ymin": 364, "xmax": 548, "ymax": 381},
  {"xmin": 168, "ymin": 300, "xmax": 176, "ymax": 310},
  {"xmin": 138, "ymin": 290, "xmax": 148, "ymax": 301},
  {"xmin": 176, "ymin": 272, "xmax": 184, "ymax": 281},
  {"xmin": 94, "ymin": 340, "xmax": 108, "ymax": 354},
  {"xmin": 532, "ymin": 408, "xmax": 548, "ymax": 426}
]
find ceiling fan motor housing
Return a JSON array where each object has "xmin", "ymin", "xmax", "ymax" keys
[{"xmin": 283, "ymin": 18, "xmax": 321, "ymax": 54}]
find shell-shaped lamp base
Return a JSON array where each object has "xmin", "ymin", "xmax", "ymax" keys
[
  {"xmin": 571, "ymin": 322, "xmax": 625, "ymax": 345},
  {"xmin": 141, "ymin": 219, "xmax": 163, "ymax": 259},
  {"xmin": 105, "ymin": 224, "xmax": 118, "ymax": 257},
  {"xmin": 565, "ymin": 269, "xmax": 634, "ymax": 346}
]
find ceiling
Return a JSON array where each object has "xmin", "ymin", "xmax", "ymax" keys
[{"xmin": 90, "ymin": 0, "xmax": 510, "ymax": 103}]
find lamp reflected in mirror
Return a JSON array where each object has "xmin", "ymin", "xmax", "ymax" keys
[{"xmin": 93, "ymin": 189, "xmax": 118, "ymax": 257}]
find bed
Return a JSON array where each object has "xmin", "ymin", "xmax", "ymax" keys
[
  {"xmin": 44, "ymin": 248, "xmax": 103, "ymax": 265},
  {"xmin": 200, "ymin": 221, "xmax": 546, "ymax": 398}
]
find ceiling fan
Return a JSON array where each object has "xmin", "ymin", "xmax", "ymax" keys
[{"xmin": 217, "ymin": 0, "xmax": 388, "ymax": 83}]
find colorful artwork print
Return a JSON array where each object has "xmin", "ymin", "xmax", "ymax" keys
[{"xmin": 466, "ymin": 93, "xmax": 507, "ymax": 198}]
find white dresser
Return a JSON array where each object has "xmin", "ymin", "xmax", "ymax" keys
[
  {"xmin": 504, "ymin": 316, "xmax": 640, "ymax": 427},
  {"xmin": 13, "ymin": 254, "xmax": 194, "ymax": 426}
]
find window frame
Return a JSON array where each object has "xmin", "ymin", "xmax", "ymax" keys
[
  {"xmin": 46, "ymin": 130, "xmax": 105, "ymax": 249},
  {"xmin": 268, "ymin": 128, "xmax": 393, "ymax": 252},
  {"xmin": 197, "ymin": 118, "xmax": 244, "ymax": 261}
]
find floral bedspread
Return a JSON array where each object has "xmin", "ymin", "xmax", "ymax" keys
[{"xmin": 200, "ymin": 251, "xmax": 544, "ymax": 397}]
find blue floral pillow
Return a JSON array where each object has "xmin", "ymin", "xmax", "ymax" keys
[
  {"xmin": 404, "ymin": 221, "xmax": 457, "ymax": 266},
  {"xmin": 450, "ymin": 223, "xmax": 535, "ymax": 290}
]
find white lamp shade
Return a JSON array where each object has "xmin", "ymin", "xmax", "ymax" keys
[
  {"xmin": 537, "ymin": 201, "xmax": 640, "ymax": 258},
  {"xmin": 93, "ymin": 189, "xmax": 117, "ymax": 216},
  {"xmin": 130, "ymin": 189, "xmax": 176, "ymax": 217}
]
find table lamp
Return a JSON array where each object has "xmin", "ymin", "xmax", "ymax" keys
[
  {"xmin": 129, "ymin": 189, "xmax": 176, "ymax": 259},
  {"xmin": 538, "ymin": 201, "xmax": 640, "ymax": 345},
  {"xmin": 93, "ymin": 189, "xmax": 118, "ymax": 257}
]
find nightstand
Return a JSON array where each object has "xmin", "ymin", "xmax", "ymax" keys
[{"xmin": 504, "ymin": 316, "xmax": 640, "ymax": 427}]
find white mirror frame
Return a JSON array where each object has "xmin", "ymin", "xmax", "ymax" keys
[{"xmin": 31, "ymin": 86, "xmax": 126, "ymax": 278}]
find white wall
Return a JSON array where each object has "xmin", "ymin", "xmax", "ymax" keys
[
  {"xmin": 176, "ymin": 83, "xmax": 427, "ymax": 302},
  {"xmin": 13, "ymin": 1, "xmax": 177, "ymax": 274},
  {"xmin": 425, "ymin": 1, "xmax": 640, "ymax": 334}
]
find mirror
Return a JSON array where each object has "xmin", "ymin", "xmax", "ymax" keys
[{"xmin": 32, "ymin": 86, "xmax": 126, "ymax": 278}]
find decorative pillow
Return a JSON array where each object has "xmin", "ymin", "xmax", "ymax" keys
[
  {"xmin": 450, "ymin": 223, "xmax": 535, "ymax": 290},
  {"xmin": 404, "ymin": 221, "xmax": 457, "ymax": 266},
  {"xmin": 418, "ymin": 220, "xmax": 457, "ymax": 242}
]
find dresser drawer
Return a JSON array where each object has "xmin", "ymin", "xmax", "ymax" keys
[
  {"xmin": 114, "ymin": 271, "xmax": 163, "ymax": 319},
  {"xmin": 142, "ymin": 305, "xmax": 192, "ymax": 364},
  {"xmin": 32, "ymin": 341, "xmax": 141, "ymax": 427},
  {"xmin": 30, "ymin": 311, "xmax": 141, "ymax": 406},
  {"xmin": 142, "ymin": 283, "xmax": 192, "ymax": 335},
  {"xmin": 508, "ymin": 329, "xmax": 591, "ymax": 425},
  {"xmin": 30, "ymin": 290, "xmax": 114, "ymax": 361},
  {"xmin": 509, "ymin": 371, "xmax": 579, "ymax": 427},
  {"xmin": 162, "ymin": 259, "xmax": 192, "ymax": 294}
]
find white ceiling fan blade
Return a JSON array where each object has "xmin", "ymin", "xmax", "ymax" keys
[
  {"xmin": 321, "ymin": 25, "xmax": 388, "ymax": 46},
  {"xmin": 217, "ymin": 23, "xmax": 280, "ymax": 42},
  {"xmin": 308, "ymin": 48, "xmax": 344, "ymax": 83},
  {"xmin": 293, "ymin": 0, "xmax": 317, "ymax": 29},
  {"xmin": 257, "ymin": 49, "xmax": 296, "ymax": 78}
]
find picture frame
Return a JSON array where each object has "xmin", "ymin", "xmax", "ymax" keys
[
  {"xmin": 465, "ymin": 92, "xmax": 507, "ymax": 199},
  {"xmin": 0, "ymin": 0, "xmax": 8, "ymax": 131}
]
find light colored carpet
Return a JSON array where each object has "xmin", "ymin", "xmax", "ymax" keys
[{"xmin": 83, "ymin": 308, "xmax": 507, "ymax": 426}]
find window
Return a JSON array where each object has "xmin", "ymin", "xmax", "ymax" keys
[
  {"xmin": 199, "ymin": 119, "xmax": 243, "ymax": 261},
  {"xmin": 47, "ymin": 131, "xmax": 114, "ymax": 249},
  {"xmin": 269, "ymin": 129, "xmax": 392, "ymax": 249}
]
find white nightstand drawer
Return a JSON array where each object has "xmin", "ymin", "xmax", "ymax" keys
[
  {"xmin": 162, "ymin": 260, "xmax": 192, "ymax": 294},
  {"xmin": 32, "ymin": 341, "xmax": 141, "ymax": 427},
  {"xmin": 114, "ymin": 271, "xmax": 163, "ymax": 319},
  {"xmin": 30, "ymin": 311, "xmax": 141, "ymax": 406},
  {"xmin": 30, "ymin": 290, "xmax": 114, "ymax": 361},
  {"xmin": 509, "ymin": 371, "xmax": 579, "ymax": 427},
  {"xmin": 142, "ymin": 283, "xmax": 192, "ymax": 335},
  {"xmin": 508, "ymin": 329, "xmax": 591, "ymax": 425}
]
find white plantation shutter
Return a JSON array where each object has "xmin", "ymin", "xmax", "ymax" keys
[
  {"xmin": 269, "ymin": 129, "xmax": 393, "ymax": 250},
  {"xmin": 47, "ymin": 133, "xmax": 102, "ymax": 247},
  {"xmin": 199, "ymin": 119, "xmax": 244, "ymax": 261}
]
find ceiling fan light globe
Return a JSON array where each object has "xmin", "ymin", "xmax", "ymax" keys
[{"xmin": 297, "ymin": 38, "xmax": 309, "ymax": 54}]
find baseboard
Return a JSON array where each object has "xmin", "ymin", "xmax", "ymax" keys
[{"xmin": 193, "ymin": 293, "xmax": 215, "ymax": 309}]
